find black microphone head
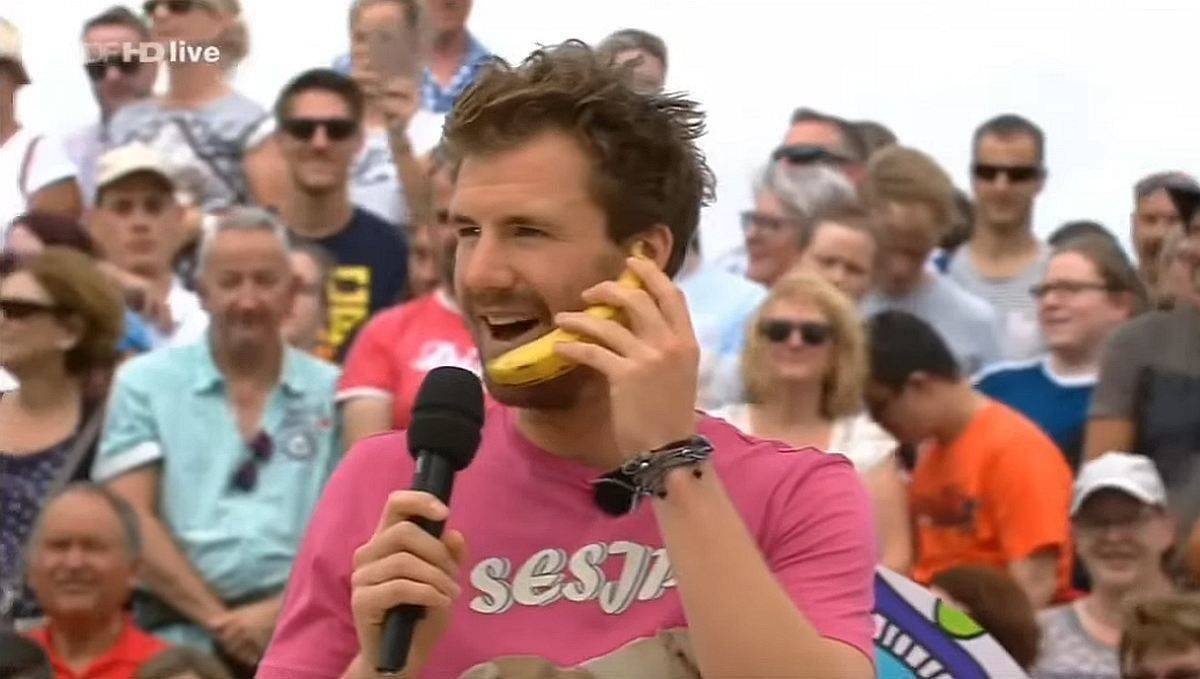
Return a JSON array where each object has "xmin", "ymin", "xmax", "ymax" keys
[{"xmin": 408, "ymin": 366, "xmax": 485, "ymax": 471}]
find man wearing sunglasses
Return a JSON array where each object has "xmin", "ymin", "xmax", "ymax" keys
[
  {"xmin": 947, "ymin": 114, "xmax": 1050, "ymax": 362},
  {"xmin": 776, "ymin": 107, "xmax": 870, "ymax": 185},
  {"xmin": 93, "ymin": 208, "xmax": 341, "ymax": 673},
  {"xmin": 273, "ymin": 68, "xmax": 409, "ymax": 362},
  {"xmin": 66, "ymin": 7, "xmax": 157, "ymax": 209},
  {"xmin": 865, "ymin": 310, "xmax": 1072, "ymax": 609},
  {"xmin": 1086, "ymin": 185, "xmax": 1200, "ymax": 544}
]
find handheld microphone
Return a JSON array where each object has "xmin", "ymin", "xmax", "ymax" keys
[{"xmin": 377, "ymin": 366, "xmax": 484, "ymax": 674}]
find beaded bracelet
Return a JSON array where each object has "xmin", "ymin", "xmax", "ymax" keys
[{"xmin": 591, "ymin": 435, "xmax": 714, "ymax": 516}]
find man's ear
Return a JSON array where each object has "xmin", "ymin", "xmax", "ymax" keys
[
  {"xmin": 907, "ymin": 371, "xmax": 935, "ymax": 394},
  {"xmin": 629, "ymin": 224, "xmax": 674, "ymax": 270}
]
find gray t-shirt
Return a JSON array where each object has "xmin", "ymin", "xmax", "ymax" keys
[
  {"xmin": 1091, "ymin": 302, "xmax": 1200, "ymax": 529},
  {"xmin": 947, "ymin": 244, "xmax": 1049, "ymax": 361},
  {"xmin": 862, "ymin": 273, "xmax": 1003, "ymax": 376},
  {"xmin": 1033, "ymin": 603, "xmax": 1118, "ymax": 679},
  {"xmin": 106, "ymin": 91, "xmax": 267, "ymax": 211}
]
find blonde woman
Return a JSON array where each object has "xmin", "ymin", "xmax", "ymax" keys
[{"xmin": 713, "ymin": 272, "xmax": 913, "ymax": 572}]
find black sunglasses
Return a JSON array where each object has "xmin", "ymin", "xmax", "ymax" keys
[
  {"xmin": 143, "ymin": 0, "xmax": 210, "ymax": 15},
  {"xmin": 771, "ymin": 144, "xmax": 853, "ymax": 166},
  {"xmin": 971, "ymin": 163, "xmax": 1043, "ymax": 183},
  {"xmin": 281, "ymin": 118, "xmax": 359, "ymax": 142},
  {"xmin": 84, "ymin": 55, "xmax": 141, "ymax": 82},
  {"xmin": 758, "ymin": 319, "xmax": 833, "ymax": 345},
  {"xmin": 0, "ymin": 299, "xmax": 62, "ymax": 320},
  {"xmin": 229, "ymin": 431, "xmax": 273, "ymax": 492}
]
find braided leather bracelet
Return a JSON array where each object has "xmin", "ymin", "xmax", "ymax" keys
[{"xmin": 591, "ymin": 435, "xmax": 714, "ymax": 516}]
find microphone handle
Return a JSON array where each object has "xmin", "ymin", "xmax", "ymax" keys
[{"xmin": 377, "ymin": 453, "xmax": 457, "ymax": 674}]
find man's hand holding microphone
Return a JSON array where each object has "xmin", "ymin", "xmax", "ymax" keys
[{"xmin": 343, "ymin": 367, "xmax": 484, "ymax": 677}]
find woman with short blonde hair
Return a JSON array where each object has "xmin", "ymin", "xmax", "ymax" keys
[{"xmin": 715, "ymin": 272, "xmax": 912, "ymax": 572}]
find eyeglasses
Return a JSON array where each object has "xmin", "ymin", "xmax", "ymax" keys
[
  {"xmin": 84, "ymin": 55, "xmax": 141, "ymax": 82},
  {"xmin": 229, "ymin": 431, "xmax": 273, "ymax": 492},
  {"xmin": 771, "ymin": 144, "xmax": 853, "ymax": 166},
  {"xmin": 0, "ymin": 299, "xmax": 61, "ymax": 320},
  {"xmin": 740, "ymin": 210, "xmax": 803, "ymax": 235},
  {"xmin": 143, "ymin": 0, "xmax": 212, "ymax": 15},
  {"xmin": 758, "ymin": 319, "xmax": 833, "ymax": 345},
  {"xmin": 281, "ymin": 118, "xmax": 359, "ymax": 142},
  {"xmin": 971, "ymin": 163, "xmax": 1043, "ymax": 183},
  {"xmin": 1030, "ymin": 281, "xmax": 1111, "ymax": 299}
]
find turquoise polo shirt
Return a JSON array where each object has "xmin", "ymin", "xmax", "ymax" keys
[{"xmin": 93, "ymin": 339, "xmax": 341, "ymax": 610}]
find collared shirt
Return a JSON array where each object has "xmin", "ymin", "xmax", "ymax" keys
[
  {"xmin": 421, "ymin": 33, "xmax": 492, "ymax": 114},
  {"xmin": 26, "ymin": 616, "xmax": 168, "ymax": 679},
  {"xmin": 92, "ymin": 339, "xmax": 341, "ymax": 611}
]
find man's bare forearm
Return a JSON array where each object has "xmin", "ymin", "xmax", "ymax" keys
[
  {"xmin": 652, "ymin": 464, "xmax": 872, "ymax": 678},
  {"xmin": 137, "ymin": 512, "xmax": 227, "ymax": 626},
  {"xmin": 388, "ymin": 133, "xmax": 431, "ymax": 228}
]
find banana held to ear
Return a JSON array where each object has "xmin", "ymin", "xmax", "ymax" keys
[{"xmin": 485, "ymin": 264, "xmax": 645, "ymax": 387}]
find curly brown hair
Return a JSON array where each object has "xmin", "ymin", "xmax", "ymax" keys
[
  {"xmin": 13, "ymin": 247, "xmax": 124, "ymax": 375},
  {"xmin": 443, "ymin": 40, "xmax": 715, "ymax": 276}
]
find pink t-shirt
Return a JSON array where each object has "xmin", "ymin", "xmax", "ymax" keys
[
  {"xmin": 259, "ymin": 406, "xmax": 876, "ymax": 678},
  {"xmin": 337, "ymin": 290, "xmax": 490, "ymax": 429}
]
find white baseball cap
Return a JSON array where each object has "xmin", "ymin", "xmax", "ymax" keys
[
  {"xmin": 95, "ymin": 143, "xmax": 175, "ymax": 200},
  {"xmin": 0, "ymin": 18, "xmax": 31, "ymax": 85},
  {"xmin": 1071, "ymin": 451, "xmax": 1167, "ymax": 516}
]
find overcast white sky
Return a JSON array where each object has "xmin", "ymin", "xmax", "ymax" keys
[{"xmin": 7, "ymin": 0, "xmax": 1200, "ymax": 259}]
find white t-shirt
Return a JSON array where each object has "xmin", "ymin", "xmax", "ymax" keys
[
  {"xmin": 144, "ymin": 279, "xmax": 210, "ymax": 349},
  {"xmin": 708, "ymin": 403, "xmax": 896, "ymax": 472},
  {"xmin": 0, "ymin": 128, "xmax": 78, "ymax": 239}
]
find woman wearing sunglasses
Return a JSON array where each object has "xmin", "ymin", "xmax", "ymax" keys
[
  {"xmin": 711, "ymin": 272, "xmax": 912, "ymax": 572},
  {"xmin": 0, "ymin": 247, "xmax": 124, "ymax": 625}
]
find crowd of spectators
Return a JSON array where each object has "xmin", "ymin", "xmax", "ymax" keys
[{"xmin": 2, "ymin": 0, "xmax": 1200, "ymax": 677}]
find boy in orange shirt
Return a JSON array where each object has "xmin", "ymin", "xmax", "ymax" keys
[{"xmin": 865, "ymin": 310, "xmax": 1073, "ymax": 608}]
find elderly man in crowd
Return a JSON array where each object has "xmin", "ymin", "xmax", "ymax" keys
[
  {"xmin": 93, "ymin": 208, "xmax": 341, "ymax": 674},
  {"xmin": 24, "ymin": 483, "xmax": 168, "ymax": 678}
]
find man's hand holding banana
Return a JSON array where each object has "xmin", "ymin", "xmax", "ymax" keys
[{"xmin": 552, "ymin": 253, "xmax": 701, "ymax": 466}]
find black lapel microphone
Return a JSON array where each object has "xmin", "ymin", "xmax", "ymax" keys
[{"xmin": 377, "ymin": 366, "xmax": 484, "ymax": 674}]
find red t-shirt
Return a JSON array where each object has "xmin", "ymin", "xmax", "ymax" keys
[
  {"xmin": 259, "ymin": 406, "xmax": 877, "ymax": 678},
  {"xmin": 26, "ymin": 616, "xmax": 168, "ymax": 679},
  {"xmin": 337, "ymin": 289, "xmax": 489, "ymax": 428}
]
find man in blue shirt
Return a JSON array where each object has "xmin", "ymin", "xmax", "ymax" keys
[
  {"xmin": 93, "ymin": 208, "xmax": 341, "ymax": 671},
  {"xmin": 978, "ymin": 235, "xmax": 1143, "ymax": 469}
]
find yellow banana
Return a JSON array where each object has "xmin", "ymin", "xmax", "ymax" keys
[{"xmin": 485, "ymin": 263, "xmax": 644, "ymax": 387}]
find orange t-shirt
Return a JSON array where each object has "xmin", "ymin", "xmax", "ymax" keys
[
  {"xmin": 909, "ymin": 399, "xmax": 1073, "ymax": 597},
  {"xmin": 26, "ymin": 616, "xmax": 168, "ymax": 679}
]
